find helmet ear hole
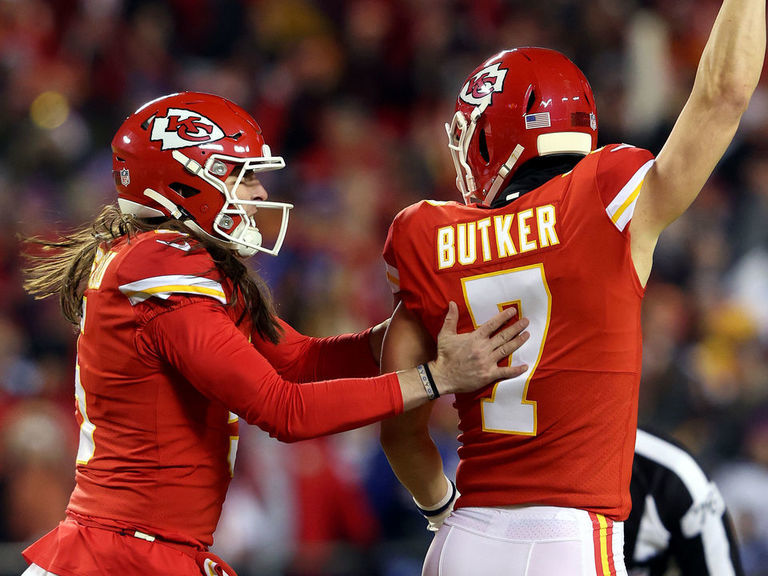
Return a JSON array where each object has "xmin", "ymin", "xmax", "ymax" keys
[
  {"xmin": 169, "ymin": 182, "xmax": 202, "ymax": 199},
  {"xmin": 479, "ymin": 128, "xmax": 490, "ymax": 163}
]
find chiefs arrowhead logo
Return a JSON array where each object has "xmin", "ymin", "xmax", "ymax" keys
[
  {"xmin": 459, "ymin": 62, "xmax": 508, "ymax": 106},
  {"xmin": 150, "ymin": 108, "xmax": 225, "ymax": 150}
]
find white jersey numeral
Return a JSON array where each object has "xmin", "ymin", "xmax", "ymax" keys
[
  {"xmin": 462, "ymin": 265, "xmax": 550, "ymax": 435},
  {"xmin": 75, "ymin": 361, "xmax": 96, "ymax": 464}
]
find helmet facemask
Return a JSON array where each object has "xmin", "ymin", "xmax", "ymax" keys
[
  {"xmin": 166, "ymin": 146, "xmax": 293, "ymax": 258},
  {"xmin": 446, "ymin": 109, "xmax": 479, "ymax": 204},
  {"xmin": 446, "ymin": 103, "xmax": 525, "ymax": 207}
]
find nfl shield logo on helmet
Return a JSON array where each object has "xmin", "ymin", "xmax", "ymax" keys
[{"xmin": 120, "ymin": 168, "xmax": 130, "ymax": 186}]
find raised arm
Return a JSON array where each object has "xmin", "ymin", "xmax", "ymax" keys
[{"xmin": 630, "ymin": 0, "xmax": 766, "ymax": 284}]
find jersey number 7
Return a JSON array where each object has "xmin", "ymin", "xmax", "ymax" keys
[{"xmin": 461, "ymin": 264, "xmax": 551, "ymax": 435}]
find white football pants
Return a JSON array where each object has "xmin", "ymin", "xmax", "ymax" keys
[{"xmin": 423, "ymin": 506, "xmax": 627, "ymax": 576}]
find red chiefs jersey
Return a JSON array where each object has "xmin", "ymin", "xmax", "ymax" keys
[
  {"xmin": 27, "ymin": 229, "xmax": 401, "ymax": 561},
  {"xmin": 383, "ymin": 145, "xmax": 655, "ymax": 520}
]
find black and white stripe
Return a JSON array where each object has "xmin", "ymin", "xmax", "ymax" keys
[{"xmin": 624, "ymin": 429, "xmax": 744, "ymax": 576}]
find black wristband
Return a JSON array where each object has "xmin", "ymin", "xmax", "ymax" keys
[{"xmin": 416, "ymin": 363, "xmax": 440, "ymax": 400}]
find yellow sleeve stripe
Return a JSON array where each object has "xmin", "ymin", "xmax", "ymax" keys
[
  {"xmin": 119, "ymin": 275, "xmax": 226, "ymax": 305},
  {"xmin": 605, "ymin": 159, "xmax": 654, "ymax": 232},
  {"xmin": 385, "ymin": 262, "xmax": 400, "ymax": 294},
  {"xmin": 610, "ymin": 179, "xmax": 643, "ymax": 226}
]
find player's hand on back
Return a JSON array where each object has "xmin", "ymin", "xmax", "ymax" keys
[{"xmin": 429, "ymin": 301, "xmax": 529, "ymax": 395}]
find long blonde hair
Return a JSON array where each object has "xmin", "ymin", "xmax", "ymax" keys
[{"xmin": 23, "ymin": 204, "xmax": 283, "ymax": 343}]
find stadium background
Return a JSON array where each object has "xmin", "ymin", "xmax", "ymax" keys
[{"xmin": 1, "ymin": 0, "xmax": 768, "ymax": 574}]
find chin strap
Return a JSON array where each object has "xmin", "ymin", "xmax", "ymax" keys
[
  {"xmin": 142, "ymin": 188, "xmax": 235, "ymax": 252},
  {"xmin": 143, "ymin": 188, "xmax": 185, "ymax": 220},
  {"xmin": 484, "ymin": 144, "xmax": 525, "ymax": 206}
]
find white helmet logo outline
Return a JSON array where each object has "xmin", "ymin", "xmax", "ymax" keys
[
  {"xmin": 459, "ymin": 62, "xmax": 508, "ymax": 106},
  {"xmin": 150, "ymin": 108, "xmax": 226, "ymax": 150}
]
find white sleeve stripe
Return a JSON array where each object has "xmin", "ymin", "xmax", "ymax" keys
[
  {"xmin": 385, "ymin": 263, "xmax": 401, "ymax": 294},
  {"xmin": 119, "ymin": 274, "xmax": 226, "ymax": 305},
  {"xmin": 606, "ymin": 159, "xmax": 655, "ymax": 232},
  {"xmin": 610, "ymin": 180, "xmax": 642, "ymax": 228}
]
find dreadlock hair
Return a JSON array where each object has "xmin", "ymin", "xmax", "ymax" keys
[{"xmin": 22, "ymin": 204, "xmax": 283, "ymax": 344}]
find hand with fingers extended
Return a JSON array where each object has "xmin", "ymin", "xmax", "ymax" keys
[{"xmin": 429, "ymin": 301, "xmax": 529, "ymax": 396}]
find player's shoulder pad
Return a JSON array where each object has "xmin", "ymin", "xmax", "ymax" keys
[
  {"xmin": 114, "ymin": 229, "xmax": 227, "ymax": 306},
  {"xmin": 393, "ymin": 199, "xmax": 462, "ymax": 228},
  {"xmin": 597, "ymin": 143, "xmax": 654, "ymax": 168}
]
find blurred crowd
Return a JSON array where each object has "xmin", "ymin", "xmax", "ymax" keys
[{"xmin": 2, "ymin": 0, "xmax": 768, "ymax": 574}]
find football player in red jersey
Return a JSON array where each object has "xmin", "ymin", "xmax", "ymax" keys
[
  {"xmin": 378, "ymin": 0, "xmax": 765, "ymax": 574},
  {"xmin": 18, "ymin": 92, "xmax": 532, "ymax": 576}
]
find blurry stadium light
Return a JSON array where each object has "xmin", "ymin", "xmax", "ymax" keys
[{"xmin": 30, "ymin": 91, "xmax": 70, "ymax": 130}]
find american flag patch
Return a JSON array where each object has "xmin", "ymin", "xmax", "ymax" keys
[{"xmin": 525, "ymin": 112, "xmax": 551, "ymax": 129}]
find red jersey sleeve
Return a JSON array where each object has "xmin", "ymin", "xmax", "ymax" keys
[
  {"xmin": 383, "ymin": 200, "xmax": 436, "ymax": 299},
  {"xmin": 114, "ymin": 231, "xmax": 231, "ymax": 306},
  {"xmin": 253, "ymin": 320, "xmax": 380, "ymax": 381},
  {"xmin": 594, "ymin": 144, "xmax": 655, "ymax": 234},
  {"xmin": 137, "ymin": 298, "xmax": 402, "ymax": 442}
]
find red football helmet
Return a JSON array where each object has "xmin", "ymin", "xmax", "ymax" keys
[
  {"xmin": 112, "ymin": 92, "xmax": 292, "ymax": 257},
  {"xmin": 446, "ymin": 47, "xmax": 598, "ymax": 206}
]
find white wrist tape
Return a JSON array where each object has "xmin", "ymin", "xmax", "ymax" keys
[{"xmin": 414, "ymin": 475, "xmax": 458, "ymax": 532}]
